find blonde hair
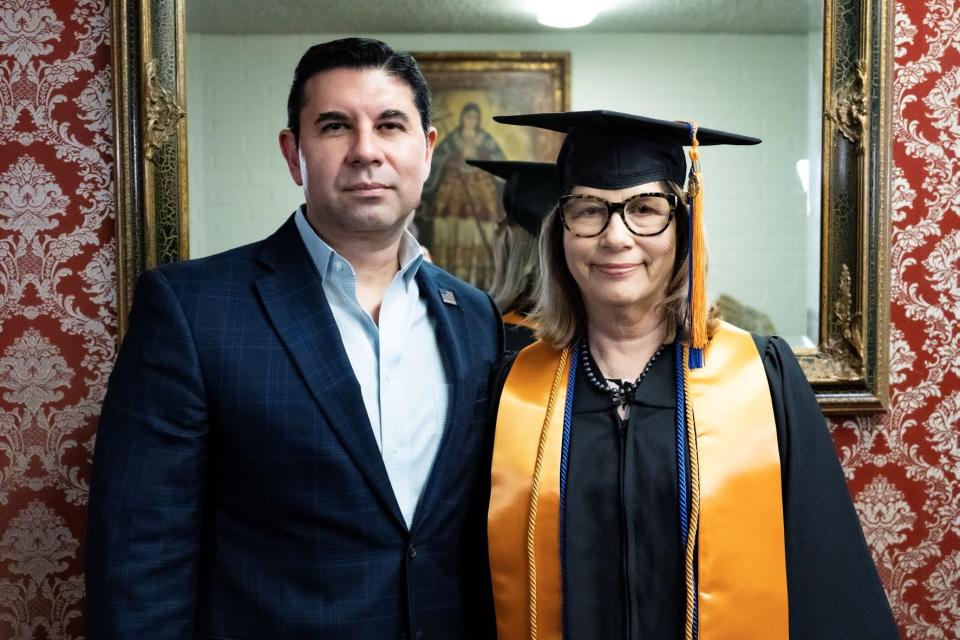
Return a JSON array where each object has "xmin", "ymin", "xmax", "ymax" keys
[
  {"xmin": 532, "ymin": 181, "xmax": 718, "ymax": 348},
  {"xmin": 488, "ymin": 221, "xmax": 541, "ymax": 314}
]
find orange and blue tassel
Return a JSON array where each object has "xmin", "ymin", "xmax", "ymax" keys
[{"xmin": 684, "ymin": 122, "xmax": 707, "ymax": 369}]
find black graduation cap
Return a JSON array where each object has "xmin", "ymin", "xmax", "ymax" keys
[
  {"xmin": 493, "ymin": 110, "xmax": 761, "ymax": 367},
  {"xmin": 466, "ymin": 160, "xmax": 559, "ymax": 237},
  {"xmin": 492, "ymin": 110, "xmax": 761, "ymax": 190}
]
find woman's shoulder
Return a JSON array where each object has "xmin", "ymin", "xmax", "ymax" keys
[
  {"xmin": 748, "ymin": 333, "xmax": 803, "ymax": 378},
  {"xmin": 710, "ymin": 322, "xmax": 800, "ymax": 376},
  {"xmin": 492, "ymin": 339, "xmax": 567, "ymax": 397},
  {"xmin": 750, "ymin": 333, "xmax": 791, "ymax": 357}
]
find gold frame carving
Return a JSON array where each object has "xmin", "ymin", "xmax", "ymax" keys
[
  {"xmin": 111, "ymin": 0, "xmax": 892, "ymax": 414},
  {"xmin": 827, "ymin": 62, "xmax": 868, "ymax": 149},
  {"xmin": 143, "ymin": 59, "xmax": 186, "ymax": 161},
  {"xmin": 805, "ymin": 264, "xmax": 864, "ymax": 380}
]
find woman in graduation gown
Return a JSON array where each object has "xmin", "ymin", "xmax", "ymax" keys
[
  {"xmin": 467, "ymin": 160, "xmax": 559, "ymax": 352},
  {"xmin": 484, "ymin": 110, "xmax": 899, "ymax": 640}
]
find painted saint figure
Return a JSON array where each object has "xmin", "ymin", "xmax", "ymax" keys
[{"xmin": 423, "ymin": 102, "xmax": 506, "ymax": 287}]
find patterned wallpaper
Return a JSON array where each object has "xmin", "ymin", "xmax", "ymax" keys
[
  {"xmin": 0, "ymin": 1, "xmax": 114, "ymax": 638},
  {"xmin": 0, "ymin": 0, "xmax": 956, "ymax": 638}
]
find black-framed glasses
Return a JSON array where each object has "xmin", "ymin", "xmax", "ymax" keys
[{"xmin": 560, "ymin": 192, "xmax": 678, "ymax": 238}]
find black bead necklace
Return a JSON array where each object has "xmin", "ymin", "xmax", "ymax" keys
[{"xmin": 580, "ymin": 337, "xmax": 665, "ymax": 407}]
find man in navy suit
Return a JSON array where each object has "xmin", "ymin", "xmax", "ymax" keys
[{"xmin": 86, "ymin": 38, "xmax": 502, "ymax": 639}]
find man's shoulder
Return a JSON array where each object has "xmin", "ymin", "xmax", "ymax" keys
[
  {"xmin": 418, "ymin": 262, "xmax": 502, "ymax": 341},
  {"xmin": 152, "ymin": 239, "xmax": 266, "ymax": 288},
  {"xmin": 152, "ymin": 217, "xmax": 300, "ymax": 289},
  {"xmin": 418, "ymin": 262, "xmax": 502, "ymax": 354}
]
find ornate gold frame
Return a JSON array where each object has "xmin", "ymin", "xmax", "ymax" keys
[
  {"xmin": 110, "ymin": 0, "xmax": 892, "ymax": 414},
  {"xmin": 112, "ymin": 0, "xmax": 189, "ymax": 338},
  {"xmin": 413, "ymin": 50, "xmax": 570, "ymax": 116}
]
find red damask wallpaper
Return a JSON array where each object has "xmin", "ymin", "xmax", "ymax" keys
[
  {"xmin": 0, "ymin": 0, "xmax": 957, "ymax": 638},
  {"xmin": 0, "ymin": 0, "xmax": 114, "ymax": 638}
]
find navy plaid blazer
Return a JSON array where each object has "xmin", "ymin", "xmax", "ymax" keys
[{"xmin": 86, "ymin": 216, "xmax": 502, "ymax": 640}]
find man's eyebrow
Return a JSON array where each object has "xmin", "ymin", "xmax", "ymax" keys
[
  {"xmin": 379, "ymin": 109, "xmax": 411, "ymax": 123},
  {"xmin": 314, "ymin": 111, "xmax": 349, "ymax": 125}
]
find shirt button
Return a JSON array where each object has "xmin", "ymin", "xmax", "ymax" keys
[{"xmin": 335, "ymin": 261, "xmax": 344, "ymax": 272}]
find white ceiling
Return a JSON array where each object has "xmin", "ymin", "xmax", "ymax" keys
[{"xmin": 187, "ymin": 0, "xmax": 822, "ymax": 35}]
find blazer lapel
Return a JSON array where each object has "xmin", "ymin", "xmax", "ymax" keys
[
  {"xmin": 254, "ymin": 217, "xmax": 405, "ymax": 530},
  {"xmin": 410, "ymin": 265, "xmax": 474, "ymax": 532}
]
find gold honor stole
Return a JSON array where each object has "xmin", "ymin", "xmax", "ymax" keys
[{"xmin": 488, "ymin": 322, "xmax": 788, "ymax": 640}]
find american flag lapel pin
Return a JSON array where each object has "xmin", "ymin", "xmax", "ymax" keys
[{"xmin": 440, "ymin": 288, "xmax": 458, "ymax": 306}]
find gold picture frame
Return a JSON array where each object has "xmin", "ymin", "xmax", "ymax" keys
[{"xmin": 110, "ymin": 0, "xmax": 893, "ymax": 414}]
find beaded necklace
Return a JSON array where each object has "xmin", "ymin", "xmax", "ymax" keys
[{"xmin": 580, "ymin": 337, "xmax": 665, "ymax": 407}]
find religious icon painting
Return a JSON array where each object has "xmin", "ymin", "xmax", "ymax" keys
[{"xmin": 413, "ymin": 51, "xmax": 570, "ymax": 289}]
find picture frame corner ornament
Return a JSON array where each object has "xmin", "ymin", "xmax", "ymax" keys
[
  {"xmin": 143, "ymin": 58, "xmax": 186, "ymax": 162},
  {"xmin": 827, "ymin": 61, "xmax": 868, "ymax": 149}
]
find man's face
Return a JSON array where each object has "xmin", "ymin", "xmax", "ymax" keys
[{"xmin": 279, "ymin": 67, "xmax": 437, "ymax": 242}]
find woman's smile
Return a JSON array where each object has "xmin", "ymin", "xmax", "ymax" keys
[{"xmin": 593, "ymin": 262, "xmax": 643, "ymax": 277}]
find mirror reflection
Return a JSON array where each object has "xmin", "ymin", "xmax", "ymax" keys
[{"xmin": 184, "ymin": 1, "xmax": 823, "ymax": 346}]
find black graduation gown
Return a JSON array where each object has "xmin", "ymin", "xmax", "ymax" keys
[
  {"xmin": 488, "ymin": 336, "xmax": 899, "ymax": 640},
  {"xmin": 504, "ymin": 321, "xmax": 536, "ymax": 353}
]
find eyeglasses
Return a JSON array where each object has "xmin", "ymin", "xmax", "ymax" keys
[{"xmin": 559, "ymin": 192, "xmax": 678, "ymax": 238}]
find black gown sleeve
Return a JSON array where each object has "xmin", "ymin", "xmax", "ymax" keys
[{"xmin": 756, "ymin": 335, "xmax": 901, "ymax": 639}]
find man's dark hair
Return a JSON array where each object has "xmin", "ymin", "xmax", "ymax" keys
[{"xmin": 286, "ymin": 37, "xmax": 432, "ymax": 142}]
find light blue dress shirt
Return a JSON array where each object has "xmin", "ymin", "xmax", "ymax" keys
[{"xmin": 295, "ymin": 208, "xmax": 450, "ymax": 527}]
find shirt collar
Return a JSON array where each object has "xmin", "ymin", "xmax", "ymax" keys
[
  {"xmin": 396, "ymin": 225, "xmax": 425, "ymax": 283},
  {"xmin": 294, "ymin": 206, "xmax": 425, "ymax": 283}
]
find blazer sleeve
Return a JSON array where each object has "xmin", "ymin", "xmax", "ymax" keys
[
  {"xmin": 461, "ymin": 292, "xmax": 506, "ymax": 639},
  {"xmin": 86, "ymin": 268, "xmax": 209, "ymax": 639}
]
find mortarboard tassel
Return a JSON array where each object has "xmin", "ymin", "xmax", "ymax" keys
[{"xmin": 685, "ymin": 122, "xmax": 707, "ymax": 369}]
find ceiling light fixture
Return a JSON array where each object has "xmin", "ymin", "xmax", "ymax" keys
[{"xmin": 537, "ymin": 1, "xmax": 601, "ymax": 28}]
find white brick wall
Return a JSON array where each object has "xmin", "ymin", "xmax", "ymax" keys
[{"xmin": 186, "ymin": 31, "xmax": 821, "ymax": 342}]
